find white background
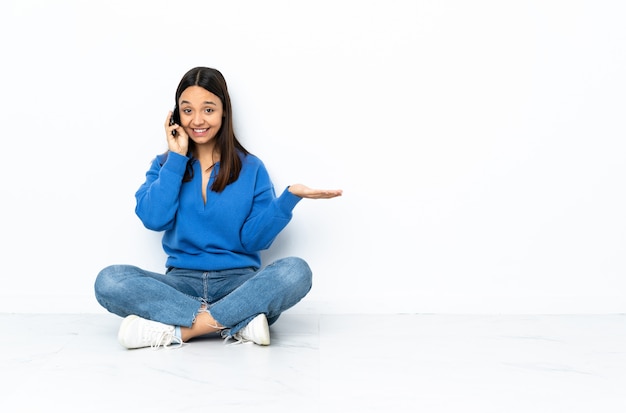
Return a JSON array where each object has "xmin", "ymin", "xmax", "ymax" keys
[{"xmin": 0, "ymin": 0, "xmax": 624, "ymax": 314}]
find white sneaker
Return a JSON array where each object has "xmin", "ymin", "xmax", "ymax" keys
[
  {"xmin": 232, "ymin": 313, "xmax": 270, "ymax": 345},
  {"xmin": 117, "ymin": 315, "xmax": 182, "ymax": 350}
]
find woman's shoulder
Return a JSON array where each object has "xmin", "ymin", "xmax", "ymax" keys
[{"xmin": 240, "ymin": 151, "xmax": 264, "ymax": 168}]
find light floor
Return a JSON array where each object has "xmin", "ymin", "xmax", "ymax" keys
[{"xmin": 2, "ymin": 313, "xmax": 626, "ymax": 412}]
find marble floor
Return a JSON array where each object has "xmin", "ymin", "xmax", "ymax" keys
[{"xmin": 2, "ymin": 312, "xmax": 626, "ymax": 412}]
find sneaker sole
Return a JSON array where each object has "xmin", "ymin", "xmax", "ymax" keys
[
  {"xmin": 250, "ymin": 313, "xmax": 270, "ymax": 346},
  {"xmin": 118, "ymin": 314, "xmax": 140, "ymax": 348}
]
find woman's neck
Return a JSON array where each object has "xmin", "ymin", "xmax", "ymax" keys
[{"xmin": 194, "ymin": 143, "xmax": 219, "ymax": 171}]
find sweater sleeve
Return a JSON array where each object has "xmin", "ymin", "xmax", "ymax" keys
[
  {"xmin": 239, "ymin": 167, "xmax": 302, "ymax": 251},
  {"xmin": 135, "ymin": 152, "xmax": 188, "ymax": 231}
]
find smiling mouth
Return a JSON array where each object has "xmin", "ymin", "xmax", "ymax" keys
[{"xmin": 193, "ymin": 129, "xmax": 207, "ymax": 133}]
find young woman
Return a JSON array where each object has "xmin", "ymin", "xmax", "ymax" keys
[{"xmin": 94, "ymin": 67, "xmax": 342, "ymax": 349}]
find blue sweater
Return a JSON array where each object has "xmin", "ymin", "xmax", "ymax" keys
[{"xmin": 135, "ymin": 151, "xmax": 302, "ymax": 271}]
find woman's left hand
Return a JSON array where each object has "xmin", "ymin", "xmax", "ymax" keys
[{"xmin": 288, "ymin": 184, "xmax": 343, "ymax": 199}]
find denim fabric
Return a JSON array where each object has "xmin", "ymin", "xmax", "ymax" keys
[{"xmin": 94, "ymin": 256, "xmax": 312, "ymax": 335}]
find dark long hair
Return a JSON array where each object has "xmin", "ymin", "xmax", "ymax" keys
[{"xmin": 172, "ymin": 67, "xmax": 250, "ymax": 192}]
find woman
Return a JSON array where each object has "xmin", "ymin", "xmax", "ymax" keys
[{"xmin": 94, "ymin": 67, "xmax": 342, "ymax": 349}]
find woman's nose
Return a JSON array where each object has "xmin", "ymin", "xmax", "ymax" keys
[{"xmin": 192, "ymin": 112, "xmax": 204, "ymax": 125}]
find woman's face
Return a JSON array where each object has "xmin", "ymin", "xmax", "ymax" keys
[{"xmin": 178, "ymin": 85, "xmax": 224, "ymax": 145}]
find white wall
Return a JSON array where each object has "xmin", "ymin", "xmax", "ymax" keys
[{"xmin": 0, "ymin": 0, "xmax": 624, "ymax": 314}]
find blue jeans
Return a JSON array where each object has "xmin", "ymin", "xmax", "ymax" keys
[{"xmin": 94, "ymin": 256, "xmax": 312, "ymax": 335}]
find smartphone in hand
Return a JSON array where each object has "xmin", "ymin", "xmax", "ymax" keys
[{"xmin": 169, "ymin": 110, "xmax": 177, "ymax": 136}]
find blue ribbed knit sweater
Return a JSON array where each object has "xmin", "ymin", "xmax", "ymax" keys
[{"xmin": 135, "ymin": 151, "xmax": 301, "ymax": 271}]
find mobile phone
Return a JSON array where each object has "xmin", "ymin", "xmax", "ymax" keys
[{"xmin": 170, "ymin": 107, "xmax": 179, "ymax": 136}]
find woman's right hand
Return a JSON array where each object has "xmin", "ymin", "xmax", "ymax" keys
[{"xmin": 165, "ymin": 111, "xmax": 188, "ymax": 155}]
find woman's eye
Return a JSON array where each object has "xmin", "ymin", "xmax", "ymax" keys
[{"xmin": 205, "ymin": 108, "xmax": 214, "ymax": 114}]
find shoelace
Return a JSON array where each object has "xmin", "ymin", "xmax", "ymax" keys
[
  {"xmin": 148, "ymin": 331, "xmax": 183, "ymax": 350},
  {"xmin": 220, "ymin": 329, "xmax": 250, "ymax": 345}
]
